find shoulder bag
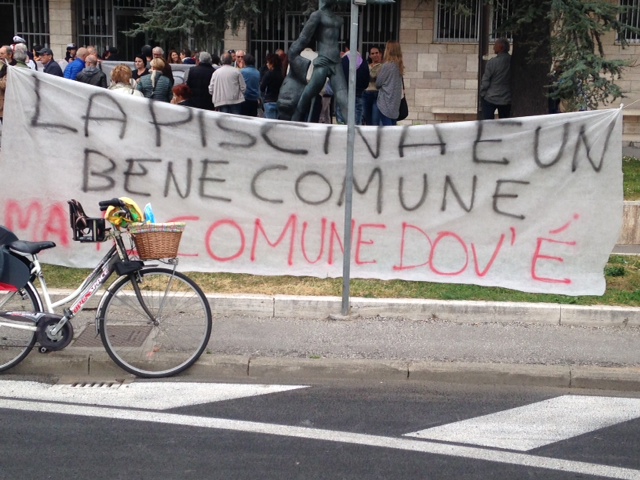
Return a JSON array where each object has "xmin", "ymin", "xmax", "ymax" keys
[{"xmin": 397, "ymin": 77, "xmax": 408, "ymax": 121}]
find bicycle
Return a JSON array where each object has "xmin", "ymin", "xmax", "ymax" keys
[{"xmin": 0, "ymin": 198, "xmax": 212, "ymax": 378}]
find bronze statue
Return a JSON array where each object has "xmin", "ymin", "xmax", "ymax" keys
[{"xmin": 277, "ymin": 0, "xmax": 348, "ymax": 121}]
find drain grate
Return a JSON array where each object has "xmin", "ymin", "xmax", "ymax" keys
[{"xmin": 67, "ymin": 381, "xmax": 124, "ymax": 389}]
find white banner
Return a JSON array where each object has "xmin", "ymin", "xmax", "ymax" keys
[{"xmin": 0, "ymin": 67, "xmax": 623, "ymax": 295}]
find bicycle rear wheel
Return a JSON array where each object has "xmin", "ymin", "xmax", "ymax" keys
[
  {"xmin": 98, "ymin": 267, "xmax": 212, "ymax": 378},
  {"xmin": 0, "ymin": 282, "xmax": 41, "ymax": 372}
]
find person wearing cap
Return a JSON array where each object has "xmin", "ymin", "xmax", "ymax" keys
[
  {"xmin": 66, "ymin": 43, "xmax": 77, "ymax": 61},
  {"xmin": 64, "ymin": 47, "xmax": 88, "ymax": 80},
  {"xmin": 12, "ymin": 36, "xmax": 36, "ymax": 71},
  {"xmin": 38, "ymin": 47, "xmax": 63, "ymax": 76}
]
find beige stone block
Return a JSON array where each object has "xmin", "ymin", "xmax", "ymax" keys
[
  {"xmin": 417, "ymin": 30, "xmax": 434, "ymax": 44},
  {"xmin": 466, "ymin": 54, "xmax": 478, "ymax": 73},
  {"xmin": 445, "ymin": 90, "xmax": 476, "ymax": 108},
  {"xmin": 446, "ymin": 44, "xmax": 466, "ymax": 53},
  {"xmin": 415, "ymin": 78, "xmax": 449, "ymax": 89},
  {"xmin": 428, "ymin": 44, "xmax": 447, "ymax": 54},
  {"xmin": 465, "ymin": 79, "xmax": 478, "ymax": 90},
  {"xmin": 450, "ymin": 79, "xmax": 465, "ymax": 89},
  {"xmin": 401, "ymin": 18, "xmax": 424, "ymax": 30},
  {"xmin": 438, "ymin": 53, "xmax": 468, "ymax": 73},
  {"xmin": 416, "ymin": 88, "xmax": 445, "ymax": 107},
  {"xmin": 400, "ymin": 30, "xmax": 418, "ymax": 45},
  {"xmin": 417, "ymin": 53, "xmax": 438, "ymax": 72}
]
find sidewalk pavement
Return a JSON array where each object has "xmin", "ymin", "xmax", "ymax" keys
[{"xmin": 11, "ymin": 293, "xmax": 640, "ymax": 392}]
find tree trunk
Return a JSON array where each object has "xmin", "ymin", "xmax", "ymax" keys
[{"xmin": 510, "ymin": 1, "xmax": 552, "ymax": 117}]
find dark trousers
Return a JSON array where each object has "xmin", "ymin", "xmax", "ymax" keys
[
  {"xmin": 241, "ymin": 99, "xmax": 259, "ymax": 117},
  {"xmin": 481, "ymin": 99, "xmax": 511, "ymax": 120}
]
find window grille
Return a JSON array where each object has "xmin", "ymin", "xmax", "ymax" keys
[
  {"xmin": 619, "ymin": 0, "xmax": 640, "ymax": 43},
  {"xmin": 248, "ymin": 0, "xmax": 400, "ymax": 67},
  {"xmin": 435, "ymin": 0, "xmax": 511, "ymax": 43},
  {"xmin": 9, "ymin": 0, "xmax": 50, "ymax": 49}
]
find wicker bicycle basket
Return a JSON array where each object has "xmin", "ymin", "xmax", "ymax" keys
[{"xmin": 128, "ymin": 222, "xmax": 186, "ymax": 260}]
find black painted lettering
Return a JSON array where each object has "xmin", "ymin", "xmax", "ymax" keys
[
  {"xmin": 30, "ymin": 76, "xmax": 77, "ymax": 132},
  {"xmin": 356, "ymin": 126, "xmax": 383, "ymax": 159},
  {"xmin": 492, "ymin": 179, "xmax": 529, "ymax": 220},
  {"xmin": 251, "ymin": 165, "xmax": 287, "ymax": 204},
  {"xmin": 199, "ymin": 160, "xmax": 231, "ymax": 202},
  {"xmin": 295, "ymin": 171, "xmax": 333, "ymax": 205},
  {"xmin": 571, "ymin": 121, "xmax": 615, "ymax": 172},
  {"xmin": 338, "ymin": 168, "xmax": 383, "ymax": 214},
  {"xmin": 441, "ymin": 175, "xmax": 477, "ymax": 212},
  {"xmin": 473, "ymin": 120, "xmax": 522, "ymax": 165},
  {"xmin": 164, "ymin": 158, "xmax": 193, "ymax": 198},
  {"xmin": 217, "ymin": 117, "xmax": 257, "ymax": 149},
  {"xmin": 399, "ymin": 125, "xmax": 446, "ymax": 158},
  {"xmin": 261, "ymin": 123, "xmax": 308, "ymax": 155},
  {"xmin": 398, "ymin": 174, "xmax": 428, "ymax": 212},
  {"xmin": 82, "ymin": 93, "xmax": 127, "ymax": 138},
  {"xmin": 148, "ymin": 101, "xmax": 194, "ymax": 147},
  {"xmin": 534, "ymin": 123, "xmax": 568, "ymax": 168},
  {"xmin": 124, "ymin": 159, "xmax": 161, "ymax": 197},
  {"xmin": 82, "ymin": 149, "xmax": 116, "ymax": 192}
]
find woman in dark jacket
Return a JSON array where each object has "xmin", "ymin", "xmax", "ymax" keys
[{"xmin": 260, "ymin": 53, "xmax": 284, "ymax": 119}]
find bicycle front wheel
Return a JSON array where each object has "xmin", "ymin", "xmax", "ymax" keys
[
  {"xmin": 0, "ymin": 282, "xmax": 41, "ymax": 372},
  {"xmin": 98, "ymin": 267, "xmax": 212, "ymax": 378}
]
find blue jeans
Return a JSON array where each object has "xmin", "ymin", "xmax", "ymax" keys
[
  {"xmin": 264, "ymin": 102, "xmax": 278, "ymax": 119},
  {"xmin": 218, "ymin": 104, "xmax": 242, "ymax": 115},
  {"xmin": 373, "ymin": 103, "xmax": 396, "ymax": 126},
  {"xmin": 362, "ymin": 91, "xmax": 379, "ymax": 126}
]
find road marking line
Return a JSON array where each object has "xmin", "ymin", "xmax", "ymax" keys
[
  {"xmin": 404, "ymin": 395, "xmax": 640, "ymax": 451},
  {"xmin": 0, "ymin": 398, "xmax": 639, "ymax": 479},
  {"xmin": 0, "ymin": 380, "xmax": 307, "ymax": 409}
]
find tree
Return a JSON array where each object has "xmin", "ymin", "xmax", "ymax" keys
[
  {"xmin": 126, "ymin": 0, "xmax": 225, "ymax": 51},
  {"xmin": 441, "ymin": 0, "xmax": 639, "ymax": 116},
  {"xmin": 127, "ymin": 0, "xmax": 315, "ymax": 52}
]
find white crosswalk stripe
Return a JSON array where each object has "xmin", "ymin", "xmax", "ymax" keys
[
  {"xmin": 404, "ymin": 395, "xmax": 640, "ymax": 451},
  {"xmin": 0, "ymin": 380, "xmax": 308, "ymax": 409}
]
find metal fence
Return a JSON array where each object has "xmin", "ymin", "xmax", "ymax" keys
[
  {"xmin": 435, "ymin": 0, "xmax": 511, "ymax": 43},
  {"xmin": 619, "ymin": 0, "xmax": 640, "ymax": 43},
  {"xmin": 248, "ymin": 0, "xmax": 400, "ymax": 67}
]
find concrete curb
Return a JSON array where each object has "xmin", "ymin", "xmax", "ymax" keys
[
  {"xmin": 203, "ymin": 293, "xmax": 640, "ymax": 327},
  {"xmin": 46, "ymin": 289, "xmax": 640, "ymax": 326},
  {"xmin": 12, "ymin": 351, "xmax": 640, "ymax": 392}
]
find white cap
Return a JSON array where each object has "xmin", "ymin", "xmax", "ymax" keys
[{"xmin": 12, "ymin": 36, "xmax": 26, "ymax": 44}]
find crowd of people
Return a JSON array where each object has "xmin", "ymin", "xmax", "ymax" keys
[{"xmin": 0, "ymin": 34, "xmax": 413, "ymax": 130}]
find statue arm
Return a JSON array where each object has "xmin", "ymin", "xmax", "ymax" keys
[{"xmin": 289, "ymin": 11, "xmax": 320, "ymax": 62}]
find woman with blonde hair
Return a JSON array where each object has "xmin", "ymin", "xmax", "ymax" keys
[
  {"xmin": 375, "ymin": 40, "xmax": 404, "ymax": 126},
  {"xmin": 108, "ymin": 65, "xmax": 143, "ymax": 96},
  {"xmin": 136, "ymin": 58, "xmax": 172, "ymax": 102}
]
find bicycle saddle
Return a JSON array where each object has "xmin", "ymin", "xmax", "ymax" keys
[{"xmin": 8, "ymin": 240, "xmax": 56, "ymax": 255}]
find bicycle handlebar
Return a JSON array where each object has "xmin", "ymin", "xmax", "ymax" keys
[{"xmin": 99, "ymin": 198, "xmax": 126, "ymax": 212}]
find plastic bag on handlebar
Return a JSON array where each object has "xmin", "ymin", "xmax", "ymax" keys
[{"xmin": 105, "ymin": 197, "xmax": 144, "ymax": 229}]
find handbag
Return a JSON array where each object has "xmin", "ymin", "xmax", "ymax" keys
[
  {"xmin": 398, "ymin": 96, "xmax": 408, "ymax": 121},
  {"xmin": 397, "ymin": 77, "xmax": 408, "ymax": 121}
]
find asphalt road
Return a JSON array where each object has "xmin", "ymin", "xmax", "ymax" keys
[{"xmin": 1, "ymin": 377, "xmax": 640, "ymax": 479}]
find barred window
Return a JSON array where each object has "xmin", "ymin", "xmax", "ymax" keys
[
  {"xmin": 435, "ymin": 0, "xmax": 511, "ymax": 43},
  {"xmin": 619, "ymin": 0, "xmax": 640, "ymax": 43}
]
